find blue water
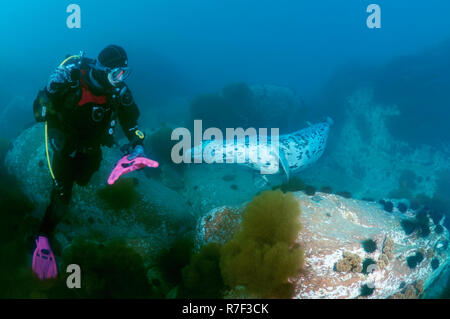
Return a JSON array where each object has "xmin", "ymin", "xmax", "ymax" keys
[{"xmin": 1, "ymin": 0, "xmax": 450, "ymax": 99}]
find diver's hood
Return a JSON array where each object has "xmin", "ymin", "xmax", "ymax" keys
[{"xmin": 88, "ymin": 68, "xmax": 110, "ymax": 93}]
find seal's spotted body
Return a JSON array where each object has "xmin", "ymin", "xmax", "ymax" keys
[
  {"xmin": 280, "ymin": 120, "xmax": 332, "ymax": 173},
  {"xmin": 189, "ymin": 118, "xmax": 333, "ymax": 177}
]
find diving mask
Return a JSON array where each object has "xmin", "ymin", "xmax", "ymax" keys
[
  {"xmin": 107, "ymin": 67, "xmax": 131, "ymax": 86},
  {"xmin": 93, "ymin": 61, "xmax": 131, "ymax": 87}
]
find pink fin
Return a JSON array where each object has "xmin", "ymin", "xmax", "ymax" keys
[
  {"xmin": 32, "ymin": 236, "xmax": 58, "ymax": 280},
  {"xmin": 108, "ymin": 155, "xmax": 159, "ymax": 185}
]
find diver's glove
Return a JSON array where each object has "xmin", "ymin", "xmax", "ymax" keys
[
  {"xmin": 127, "ymin": 145, "xmax": 146, "ymax": 161},
  {"xmin": 46, "ymin": 65, "xmax": 80, "ymax": 94},
  {"xmin": 47, "ymin": 66, "xmax": 72, "ymax": 94}
]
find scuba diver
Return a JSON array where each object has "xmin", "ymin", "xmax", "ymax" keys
[{"xmin": 32, "ymin": 45, "xmax": 156, "ymax": 280}]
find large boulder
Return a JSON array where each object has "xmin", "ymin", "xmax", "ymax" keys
[
  {"xmin": 188, "ymin": 83, "xmax": 305, "ymax": 133},
  {"xmin": 196, "ymin": 191, "xmax": 450, "ymax": 299},
  {"xmin": 249, "ymin": 84, "xmax": 305, "ymax": 131},
  {"xmin": 299, "ymin": 88, "xmax": 450, "ymax": 200},
  {"xmin": 5, "ymin": 123, "xmax": 195, "ymax": 262}
]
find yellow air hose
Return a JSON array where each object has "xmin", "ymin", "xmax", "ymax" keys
[
  {"xmin": 44, "ymin": 55, "xmax": 80, "ymax": 184},
  {"xmin": 45, "ymin": 122, "xmax": 56, "ymax": 181}
]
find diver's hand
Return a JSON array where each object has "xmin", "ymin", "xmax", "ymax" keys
[
  {"xmin": 47, "ymin": 66, "xmax": 72, "ymax": 94},
  {"xmin": 127, "ymin": 145, "xmax": 146, "ymax": 160}
]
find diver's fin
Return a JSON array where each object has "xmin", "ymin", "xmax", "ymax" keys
[
  {"xmin": 278, "ymin": 149, "xmax": 290, "ymax": 181},
  {"xmin": 108, "ymin": 155, "xmax": 159, "ymax": 185},
  {"xmin": 32, "ymin": 236, "xmax": 58, "ymax": 280}
]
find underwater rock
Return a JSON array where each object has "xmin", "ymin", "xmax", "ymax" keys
[
  {"xmin": 189, "ymin": 83, "xmax": 304, "ymax": 134},
  {"xmin": 196, "ymin": 192, "xmax": 450, "ymax": 299},
  {"xmin": 435, "ymin": 224, "xmax": 444, "ymax": 234},
  {"xmin": 160, "ymin": 164, "xmax": 185, "ymax": 190},
  {"xmin": 249, "ymin": 84, "xmax": 305, "ymax": 130},
  {"xmin": 390, "ymin": 280, "xmax": 424, "ymax": 299},
  {"xmin": 299, "ymin": 89, "xmax": 450, "ymax": 201},
  {"xmin": 421, "ymin": 257, "xmax": 450, "ymax": 299},
  {"xmin": 195, "ymin": 207, "xmax": 242, "ymax": 250},
  {"xmin": 5, "ymin": 123, "xmax": 195, "ymax": 261}
]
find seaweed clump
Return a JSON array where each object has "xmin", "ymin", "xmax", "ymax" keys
[
  {"xmin": 377, "ymin": 236, "xmax": 395, "ymax": 269},
  {"xmin": 156, "ymin": 235, "xmax": 195, "ymax": 287},
  {"xmin": 220, "ymin": 190, "xmax": 304, "ymax": 298},
  {"xmin": 0, "ymin": 140, "xmax": 54, "ymax": 298},
  {"xmin": 97, "ymin": 177, "xmax": 140, "ymax": 210},
  {"xmin": 335, "ymin": 252, "xmax": 362, "ymax": 273},
  {"xmin": 0, "ymin": 167, "xmax": 43, "ymax": 297},
  {"xmin": 179, "ymin": 243, "xmax": 225, "ymax": 299},
  {"xmin": 60, "ymin": 239, "xmax": 152, "ymax": 298}
]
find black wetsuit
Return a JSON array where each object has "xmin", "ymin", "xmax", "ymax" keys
[{"xmin": 37, "ymin": 57, "xmax": 145, "ymax": 237}]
